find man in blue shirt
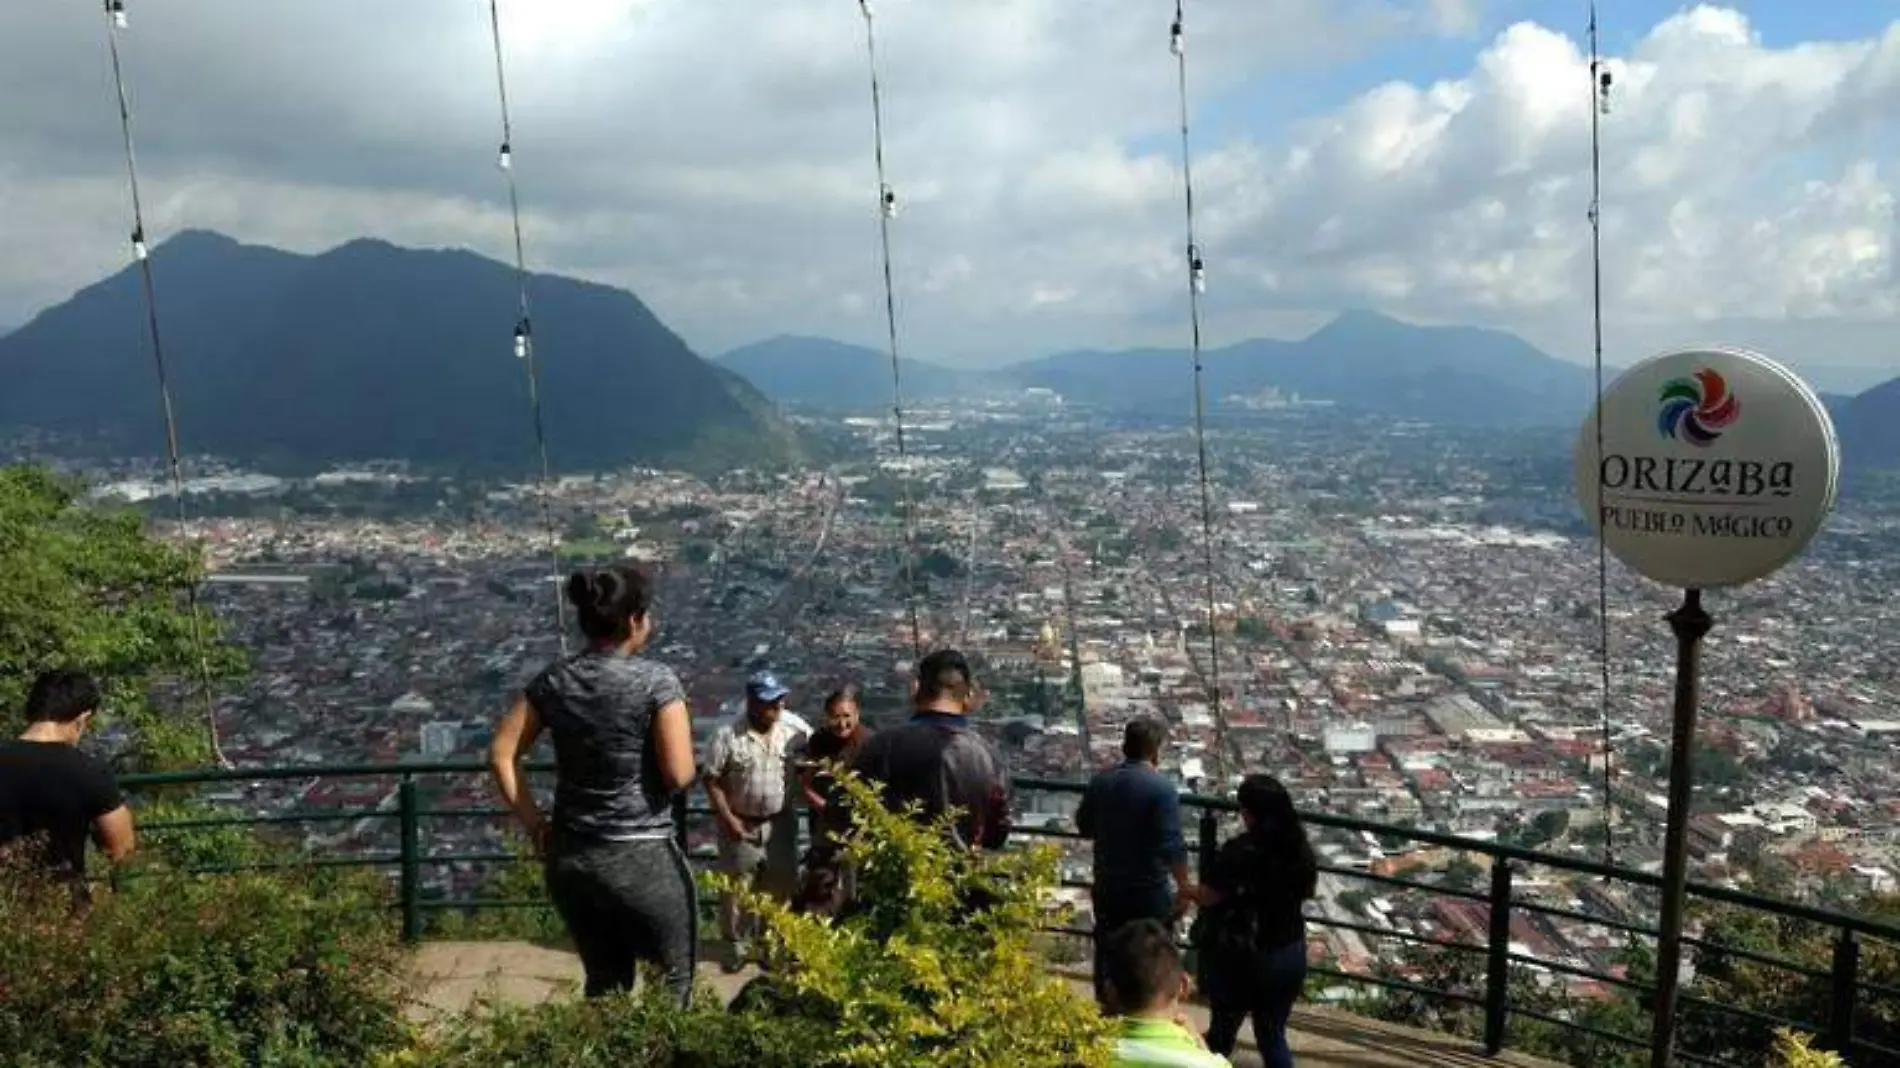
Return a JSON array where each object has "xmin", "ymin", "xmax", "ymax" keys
[{"xmin": 1077, "ymin": 717, "xmax": 1195, "ymax": 1006}]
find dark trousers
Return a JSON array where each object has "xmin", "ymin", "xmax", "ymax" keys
[
  {"xmin": 545, "ymin": 833, "xmax": 698, "ymax": 1006},
  {"xmin": 1205, "ymin": 936, "xmax": 1307, "ymax": 1068},
  {"xmin": 1090, "ymin": 884, "xmax": 1174, "ymax": 1008}
]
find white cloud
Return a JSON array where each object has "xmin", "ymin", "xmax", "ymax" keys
[{"xmin": 0, "ymin": 2, "xmax": 1894, "ymax": 372}]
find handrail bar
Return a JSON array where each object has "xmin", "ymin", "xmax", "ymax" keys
[{"xmin": 120, "ymin": 762, "xmax": 1900, "ymax": 944}]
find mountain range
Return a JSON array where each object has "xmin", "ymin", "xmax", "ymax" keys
[
  {"xmin": 3, "ymin": 230, "xmax": 1895, "ymax": 473},
  {"xmin": 0, "ymin": 231, "xmax": 802, "ymax": 474},
  {"xmin": 720, "ymin": 312, "xmax": 1599, "ymax": 427},
  {"xmin": 718, "ymin": 336, "xmax": 988, "ymax": 410},
  {"xmin": 720, "ymin": 317, "xmax": 1900, "ymax": 468}
]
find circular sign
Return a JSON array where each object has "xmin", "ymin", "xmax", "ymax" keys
[{"xmin": 1573, "ymin": 347, "xmax": 1839, "ymax": 589}]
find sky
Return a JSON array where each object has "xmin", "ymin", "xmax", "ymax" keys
[{"xmin": 0, "ymin": 1, "xmax": 1895, "ymax": 385}]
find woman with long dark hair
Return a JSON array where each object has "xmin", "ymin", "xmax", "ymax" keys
[
  {"xmin": 1196, "ymin": 773, "xmax": 1317, "ymax": 1068},
  {"xmin": 488, "ymin": 565, "xmax": 698, "ymax": 1004}
]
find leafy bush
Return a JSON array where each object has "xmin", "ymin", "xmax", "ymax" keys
[
  {"xmin": 0, "ymin": 854, "xmax": 412, "ymax": 1068},
  {"xmin": 1773, "ymin": 1029, "xmax": 1845, "ymax": 1068},
  {"xmin": 711, "ymin": 773, "xmax": 1114, "ymax": 1067}
]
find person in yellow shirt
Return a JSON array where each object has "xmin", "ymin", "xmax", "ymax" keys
[{"xmin": 1101, "ymin": 920, "xmax": 1232, "ymax": 1067}]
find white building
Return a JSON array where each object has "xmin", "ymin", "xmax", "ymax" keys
[
  {"xmin": 1323, "ymin": 724, "xmax": 1378, "ymax": 754},
  {"xmin": 419, "ymin": 721, "xmax": 461, "ymax": 759},
  {"xmin": 982, "ymin": 467, "xmax": 1029, "ymax": 492}
]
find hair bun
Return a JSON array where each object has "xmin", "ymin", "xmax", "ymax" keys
[
  {"xmin": 592, "ymin": 570, "xmax": 622, "ymax": 611},
  {"xmin": 565, "ymin": 572, "xmax": 593, "ymax": 609}
]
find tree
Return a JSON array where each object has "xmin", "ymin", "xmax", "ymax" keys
[
  {"xmin": 1443, "ymin": 854, "xmax": 1485, "ymax": 891},
  {"xmin": 1530, "ymin": 809, "xmax": 1571, "ymax": 845},
  {"xmin": 1677, "ymin": 889, "xmax": 1900, "ymax": 1063},
  {"xmin": 1337, "ymin": 889, "xmax": 1375, "ymax": 915},
  {"xmin": 0, "ymin": 466, "xmax": 244, "ymax": 770},
  {"xmin": 915, "ymin": 550, "xmax": 964, "ymax": 581}
]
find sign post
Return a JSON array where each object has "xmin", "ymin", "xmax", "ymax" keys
[{"xmin": 1574, "ymin": 348, "xmax": 1839, "ymax": 1068}]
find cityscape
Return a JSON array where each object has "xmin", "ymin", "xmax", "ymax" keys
[{"xmin": 68, "ymin": 391, "xmax": 1900, "ymax": 1008}]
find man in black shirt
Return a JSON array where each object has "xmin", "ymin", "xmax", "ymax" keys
[
  {"xmin": 0, "ymin": 670, "xmax": 136, "ymax": 894},
  {"xmin": 850, "ymin": 649, "xmax": 1011, "ymax": 851}
]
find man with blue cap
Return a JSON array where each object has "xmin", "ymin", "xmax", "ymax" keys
[{"xmin": 702, "ymin": 669, "xmax": 811, "ymax": 972}]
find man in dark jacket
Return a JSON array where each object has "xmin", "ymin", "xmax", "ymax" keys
[
  {"xmin": 1078, "ymin": 717, "xmax": 1195, "ymax": 1005},
  {"xmin": 849, "ymin": 649, "xmax": 1011, "ymax": 851}
]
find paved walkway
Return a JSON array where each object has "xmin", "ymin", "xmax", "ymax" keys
[{"xmin": 410, "ymin": 941, "xmax": 1559, "ymax": 1068}]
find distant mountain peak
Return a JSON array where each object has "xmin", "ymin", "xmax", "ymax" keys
[
  {"xmin": 153, "ymin": 229, "xmax": 245, "ymax": 255},
  {"xmin": 1330, "ymin": 308, "xmax": 1404, "ymax": 327},
  {"xmin": 328, "ymin": 235, "xmax": 411, "ymax": 255},
  {"xmin": 0, "ymin": 233, "xmax": 801, "ymax": 473},
  {"xmin": 1308, "ymin": 308, "xmax": 1412, "ymax": 341}
]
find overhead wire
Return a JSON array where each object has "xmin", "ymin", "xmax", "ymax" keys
[
  {"xmin": 1587, "ymin": 2, "xmax": 1618, "ymax": 869},
  {"xmin": 854, "ymin": 0, "xmax": 924, "ymax": 662},
  {"xmin": 485, "ymin": 0, "xmax": 568, "ymax": 655},
  {"xmin": 99, "ymin": 0, "xmax": 228, "ymax": 768},
  {"xmin": 955, "ymin": 502, "xmax": 982, "ymax": 648},
  {"xmin": 1169, "ymin": 1, "xmax": 1231, "ymax": 785}
]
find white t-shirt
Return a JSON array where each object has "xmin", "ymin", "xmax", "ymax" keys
[{"xmin": 702, "ymin": 713, "xmax": 812, "ymax": 820}]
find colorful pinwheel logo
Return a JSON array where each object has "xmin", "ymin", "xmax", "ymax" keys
[{"xmin": 1657, "ymin": 368, "xmax": 1740, "ymax": 447}]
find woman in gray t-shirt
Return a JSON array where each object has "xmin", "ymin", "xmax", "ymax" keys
[{"xmin": 488, "ymin": 564, "xmax": 698, "ymax": 1004}]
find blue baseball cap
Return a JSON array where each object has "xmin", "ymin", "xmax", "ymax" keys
[{"xmin": 746, "ymin": 671, "xmax": 791, "ymax": 703}]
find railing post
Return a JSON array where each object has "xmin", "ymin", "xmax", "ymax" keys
[
  {"xmin": 1826, "ymin": 928, "xmax": 1859, "ymax": 1052},
  {"xmin": 398, "ymin": 777, "xmax": 421, "ymax": 943},
  {"xmin": 1196, "ymin": 806, "xmax": 1219, "ymax": 885},
  {"xmin": 672, "ymin": 791, "xmax": 689, "ymax": 854},
  {"xmin": 1483, "ymin": 857, "xmax": 1514, "ymax": 1056}
]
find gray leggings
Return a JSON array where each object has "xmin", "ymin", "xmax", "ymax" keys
[{"xmin": 545, "ymin": 833, "xmax": 698, "ymax": 1005}]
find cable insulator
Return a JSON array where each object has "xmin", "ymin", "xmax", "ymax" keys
[
  {"xmin": 881, "ymin": 185, "xmax": 899, "ymax": 219},
  {"xmin": 859, "ymin": 0, "xmax": 874, "ymax": 20},
  {"xmin": 131, "ymin": 228, "xmax": 148, "ymax": 261},
  {"xmin": 513, "ymin": 321, "xmax": 530, "ymax": 360},
  {"xmin": 1598, "ymin": 67, "xmax": 1614, "ymax": 115},
  {"xmin": 1170, "ymin": 20, "xmax": 1185, "ymax": 56},
  {"xmin": 1189, "ymin": 248, "xmax": 1206, "ymax": 293},
  {"xmin": 498, "ymin": 142, "xmax": 512, "ymax": 171},
  {"xmin": 107, "ymin": 0, "xmax": 127, "ymax": 29}
]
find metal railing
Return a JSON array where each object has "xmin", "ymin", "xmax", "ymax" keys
[{"xmin": 111, "ymin": 761, "xmax": 1900, "ymax": 1067}]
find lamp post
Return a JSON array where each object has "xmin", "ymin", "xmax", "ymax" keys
[
  {"xmin": 1573, "ymin": 348, "xmax": 1839, "ymax": 1068},
  {"xmin": 1648, "ymin": 588, "xmax": 1712, "ymax": 1067}
]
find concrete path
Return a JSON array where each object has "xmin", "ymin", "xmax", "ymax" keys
[{"xmin": 409, "ymin": 941, "xmax": 1560, "ymax": 1068}]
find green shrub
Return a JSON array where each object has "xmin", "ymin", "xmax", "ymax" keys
[
  {"xmin": 393, "ymin": 985, "xmax": 824, "ymax": 1068},
  {"xmin": 1772, "ymin": 1029, "xmax": 1844, "ymax": 1068},
  {"xmin": 711, "ymin": 773, "xmax": 1114, "ymax": 1067},
  {"xmin": 0, "ymin": 854, "xmax": 413, "ymax": 1068}
]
